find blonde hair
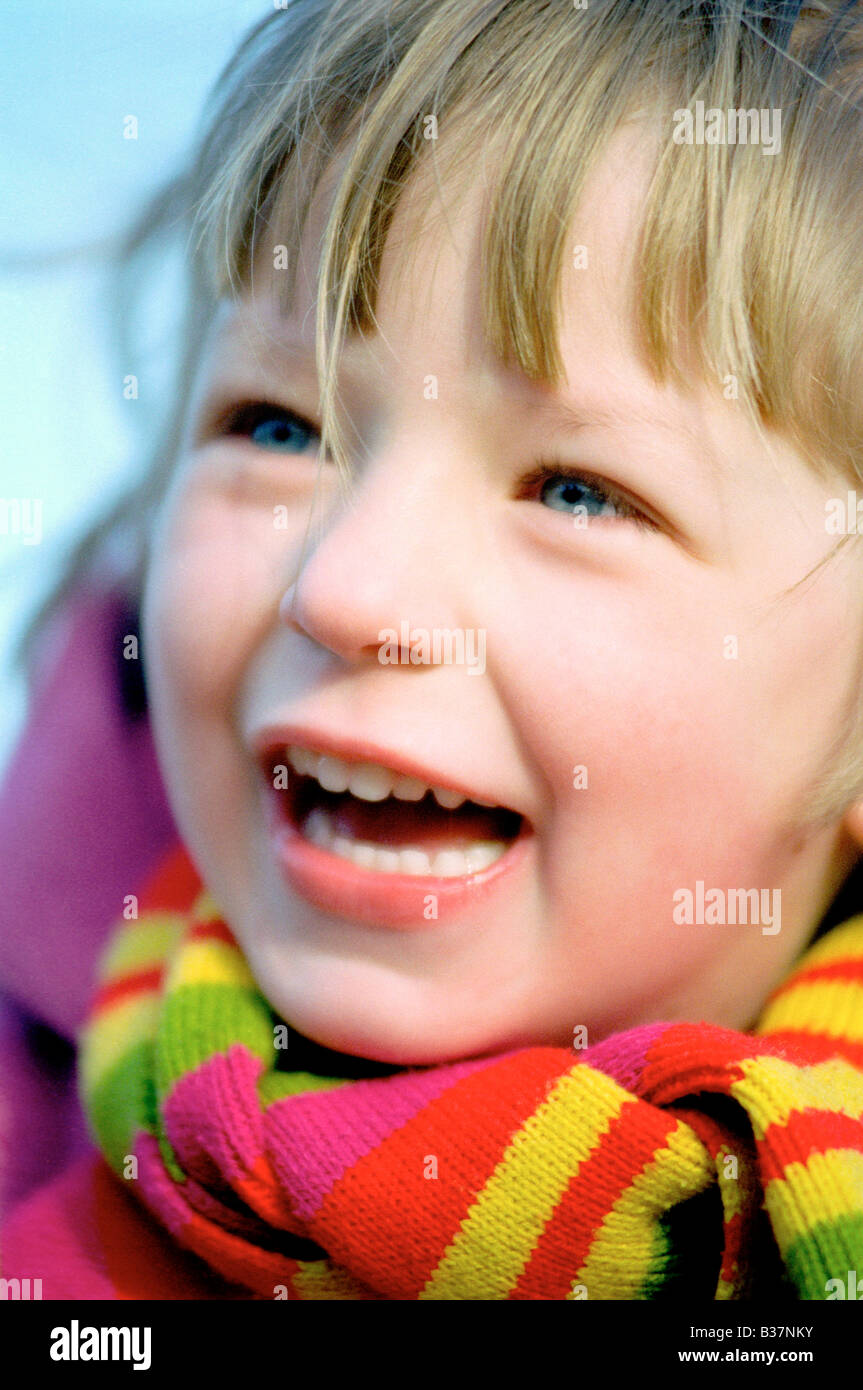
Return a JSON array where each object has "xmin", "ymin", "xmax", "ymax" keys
[{"xmin": 17, "ymin": 0, "xmax": 863, "ymax": 814}]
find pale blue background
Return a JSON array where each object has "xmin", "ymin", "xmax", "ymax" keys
[{"xmin": 0, "ymin": 0, "xmax": 271, "ymax": 772}]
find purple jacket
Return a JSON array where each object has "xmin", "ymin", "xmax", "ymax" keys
[{"xmin": 0, "ymin": 585, "xmax": 177, "ymax": 1217}]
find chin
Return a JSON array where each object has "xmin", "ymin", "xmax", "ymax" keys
[
  {"xmin": 268, "ymin": 990, "xmax": 504, "ymax": 1070},
  {"xmin": 293, "ymin": 1013, "xmax": 470, "ymax": 1068}
]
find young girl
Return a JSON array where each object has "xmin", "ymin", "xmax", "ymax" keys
[{"xmin": 3, "ymin": 0, "xmax": 863, "ymax": 1300}]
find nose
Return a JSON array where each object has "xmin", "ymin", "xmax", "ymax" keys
[{"xmin": 277, "ymin": 439, "xmax": 475, "ymax": 666}]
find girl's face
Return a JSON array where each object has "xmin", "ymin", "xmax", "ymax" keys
[{"xmin": 142, "ymin": 126, "xmax": 863, "ymax": 1064}]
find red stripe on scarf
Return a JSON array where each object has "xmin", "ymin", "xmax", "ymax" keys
[
  {"xmin": 91, "ymin": 965, "xmax": 164, "ymax": 1015},
  {"xmin": 757, "ymin": 1109, "xmax": 863, "ymax": 1184},
  {"xmin": 310, "ymin": 1049, "xmax": 575, "ymax": 1298},
  {"xmin": 512, "ymin": 1093, "xmax": 685, "ymax": 1299}
]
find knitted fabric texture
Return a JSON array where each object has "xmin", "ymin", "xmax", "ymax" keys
[{"xmin": 76, "ymin": 844, "xmax": 863, "ymax": 1300}]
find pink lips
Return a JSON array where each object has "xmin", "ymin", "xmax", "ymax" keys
[
  {"xmin": 270, "ymin": 817, "xmax": 533, "ymax": 928},
  {"xmin": 251, "ymin": 720, "xmax": 532, "ymax": 927}
]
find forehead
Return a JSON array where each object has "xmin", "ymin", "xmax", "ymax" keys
[{"xmin": 220, "ymin": 122, "xmax": 687, "ymax": 415}]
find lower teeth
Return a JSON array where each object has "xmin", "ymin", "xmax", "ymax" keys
[{"xmin": 302, "ymin": 808, "xmax": 507, "ymax": 877}]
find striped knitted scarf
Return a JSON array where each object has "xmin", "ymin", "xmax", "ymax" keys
[{"xmin": 77, "ymin": 844, "xmax": 863, "ymax": 1300}]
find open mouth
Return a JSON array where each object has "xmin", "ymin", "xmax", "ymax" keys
[{"xmin": 260, "ymin": 744, "xmax": 525, "ymax": 878}]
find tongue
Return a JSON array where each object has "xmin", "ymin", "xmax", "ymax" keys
[{"xmin": 321, "ymin": 791, "xmax": 516, "ymax": 851}]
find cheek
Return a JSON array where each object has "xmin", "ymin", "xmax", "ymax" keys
[
  {"xmin": 496, "ymin": 580, "xmax": 738, "ymax": 805},
  {"xmin": 503, "ymin": 555, "xmax": 854, "ymax": 838},
  {"xmin": 140, "ymin": 473, "xmax": 305, "ymax": 894},
  {"xmin": 494, "ymin": 577, "xmax": 827, "ymax": 937},
  {"xmin": 142, "ymin": 472, "xmax": 303, "ymax": 715}
]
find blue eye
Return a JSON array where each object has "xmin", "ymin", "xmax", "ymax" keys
[
  {"xmin": 539, "ymin": 474, "xmax": 621, "ymax": 518},
  {"xmin": 225, "ymin": 402, "xmax": 321, "ymax": 454},
  {"xmin": 519, "ymin": 462, "xmax": 648, "ymax": 526}
]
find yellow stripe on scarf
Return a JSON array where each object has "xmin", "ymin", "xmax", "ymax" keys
[
  {"xmin": 732, "ymin": 1055, "xmax": 863, "ymax": 1138},
  {"xmin": 575, "ymin": 1118, "xmax": 714, "ymax": 1299},
  {"xmin": 96, "ymin": 913, "xmax": 185, "ymax": 982},
  {"xmin": 758, "ymin": 980, "xmax": 863, "ymax": 1042},
  {"xmin": 164, "ymin": 936, "xmax": 257, "ymax": 993},
  {"xmin": 764, "ymin": 1150, "xmax": 863, "ymax": 1252},
  {"xmin": 420, "ymin": 1067, "xmax": 633, "ymax": 1300},
  {"xmin": 79, "ymin": 992, "xmax": 162, "ymax": 1100}
]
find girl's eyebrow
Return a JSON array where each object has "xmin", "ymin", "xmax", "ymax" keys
[
  {"xmin": 222, "ymin": 311, "xmax": 709, "ymax": 463},
  {"xmin": 534, "ymin": 393, "xmax": 726, "ymax": 494},
  {"xmin": 206, "ymin": 321, "xmax": 319, "ymax": 390},
  {"xmin": 222, "ymin": 311, "xmax": 366, "ymax": 363},
  {"xmin": 533, "ymin": 394, "xmax": 705, "ymax": 454}
]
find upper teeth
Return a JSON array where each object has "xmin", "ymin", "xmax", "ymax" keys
[{"xmin": 284, "ymin": 745, "xmax": 493, "ymax": 809}]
